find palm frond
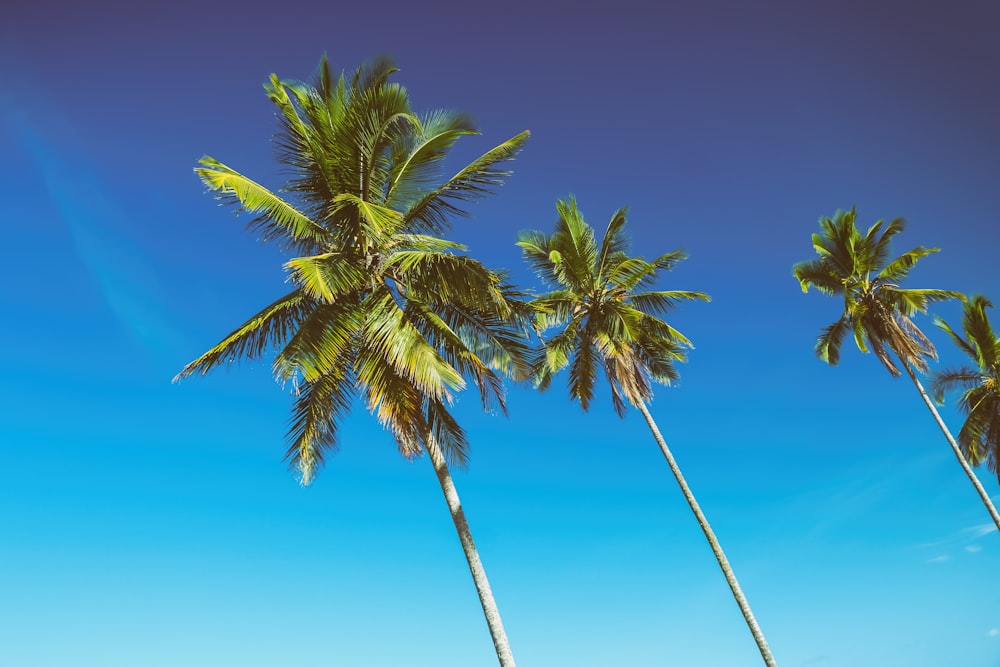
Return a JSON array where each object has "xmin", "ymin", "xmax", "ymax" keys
[
  {"xmin": 877, "ymin": 246, "xmax": 939, "ymax": 283},
  {"xmin": 425, "ymin": 398, "xmax": 470, "ymax": 468},
  {"xmin": 272, "ymin": 300, "xmax": 361, "ymax": 384},
  {"xmin": 568, "ymin": 330, "xmax": 598, "ymax": 411},
  {"xmin": 403, "ymin": 130, "xmax": 529, "ymax": 235},
  {"xmin": 285, "ymin": 362, "xmax": 355, "ymax": 485},
  {"xmin": 630, "ymin": 290, "xmax": 711, "ymax": 317},
  {"xmin": 596, "ymin": 208, "xmax": 630, "ymax": 283},
  {"xmin": 196, "ymin": 157, "xmax": 328, "ymax": 250},
  {"xmin": 929, "ymin": 367, "xmax": 982, "ymax": 403},
  {"xmin": 175, "ymin": 291, "xmax": 311, "ymax": 380},
  {"xmin": 284, "ymin": 252, "xmax": 367, "ymax": 303},
  {"xmin": 792, "ymin": 258, "xmax": 841, "ymax": 295},
  {"xmin": 815, "ymin": 315, "xmax": 850, "ymax": 366}
]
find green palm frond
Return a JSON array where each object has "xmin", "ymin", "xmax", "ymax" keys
[
  {"xmin": 362, "ymin": 291, "xmax": 465, "ymax": 400},
  {"xmin": 877, "ymin": 246, "xmax": 939, "ymax": 283},
  {"xmin": 961, "ymin": 295, "xmax": 998, "ymax": 370},
  {"xmin": 792, "ymin": 258, "xmax": 842, "ymax": 295},
  {"xmin": 886, "ymin": 287, "xmax": 962, "ymax": 316},
  {"xmin": 174, "ymin": 291, "xmax": 311, "ymax": 380},
  {"xmin": 815, "ymin": 316, "xmax": 850, "ymax": 365},
  {"xmin": 934, "ymin": 316, "xmax": 980, "ymax": 364},
  {"xmin": 595, "ymin": 208, "xmax": 630, "ymax": 282},
  {"xmin": 569, "ymin": 330, "xmax": 598, "ymax": 411},
  {"xmin": 272, "ymin": 300, "xmax": 361, "ymax": 384},
  {"xmin": 929, "ymin": 367, "xmax": 981, "ymax": 403},
  {"xmin": 425, "ymin": 398, "xmax": 470, "ymax": 467},
  {"xmin": 388, "ymin": 110, "xmax": 479, "ymax": 204},
  {"xmin": 630, "ymin": 290, "xmax": 711, "ymax": 317},
  {"xmin": 867, "ymin": 216, "xmax": 906, "ymax": 270},
  {"xmin": 516, "ymin": 229, "xmax": 559, "ymax": 285},
  {"xmin": 196, "ymin": 157, "xmax": 328, "ymax": 250},
  {"xmin": 284, "ymin": 252, "xmax": 367, "ymax": 303},
  {"xmin": 404, "ymin": 130, "xmax": 529, "ymax": 235},
  {"xmin": 285, "ymin": 361, "xmax": 355, "ymax": 484}
]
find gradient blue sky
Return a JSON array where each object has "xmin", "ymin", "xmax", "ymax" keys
[{"xmin": 2, "ymin": 1, "xmax": 999, "ymax": 665}]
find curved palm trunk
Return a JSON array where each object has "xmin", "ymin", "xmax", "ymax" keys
[
  {"xmin": 425, "ymin": 433, "xmax": 517, "ymax": 667},
  {"xmin": 636, "ymin": 401, "xmax": 777, "ymax": 667},
  {"xmin": 902, "ymin": 363, "xmax": 1000, "ymax": 533}
]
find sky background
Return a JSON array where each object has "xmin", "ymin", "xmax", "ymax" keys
[{"xmin": 2, "ymin": 1, "xmax": 999, "ymax": 665}]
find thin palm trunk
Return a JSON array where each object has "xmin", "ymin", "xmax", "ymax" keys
[
  {"xmin": 425, "ymin": 433, "xmax": 516, "ymax": 667},
  {"xmin": 902, "ymin": 363, "xmax": 1000, "ymax": 533},
  {"xmin": 636, "ymin": 401, "xmax": 777, "ymax": 667}
]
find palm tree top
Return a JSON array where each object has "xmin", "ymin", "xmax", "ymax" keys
[
  {"xmin": 175, "ymin": 55, "xmax": 532, "ymax": 483},
  {"xmin": 518, "ymin": 196, "xmax": 709, "ymax": 416},
  {"xmin": 792, "ymin": 207, "xmax": 961, "ymax": 375}
]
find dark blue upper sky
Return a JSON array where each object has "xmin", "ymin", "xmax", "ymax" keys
[{"xmin": 2, "ymin": 1, "xmax": 999, "ymax": 665}]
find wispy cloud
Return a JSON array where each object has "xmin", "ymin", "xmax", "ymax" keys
[
  {"xmin": 965, "ymin": 523, "xmax": 998, "ymax": 539},
  {"xmin": 965, "ymin": 544, "xmax": 982, "ymax": 554},
  {"xmin": 987, "ymin": 628, "xmax": 999, "ymax": 638},
  {"xmin": 925, "ymin": 554, "xmax": 950, "ymax": 564}
]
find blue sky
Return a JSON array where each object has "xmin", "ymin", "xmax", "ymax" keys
[{"xmin": 2, "ymin": 1, "xmax": 999, "ymax": 665}]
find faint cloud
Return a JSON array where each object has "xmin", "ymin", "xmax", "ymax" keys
[
  {"xmin": 965, "ymin": 545, "xmax": 982, "ymax": 553},
  {"xmin": 987, "ymin": 628, "xmax": 999, "ymax": 638},
  {"xmin": 966, "ymin": 523, "xmax": 998, "ymax": 539},
  {"xmin": 925, "ymin": 555, "xmax": 950, "ymax": 563}
]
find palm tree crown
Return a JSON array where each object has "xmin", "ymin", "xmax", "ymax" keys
[
  {"xmin": 175, "ymin": 55, "xmax": 531, "ymax": 482},
  {"xmin": 932, "ymin": 295, "xmax": 1000, "ymax": 479},
  {"xmin": 517, "ymin": 197, "xmax": 708, "ymax": 414},
  {"xmin": 792, "ymin": 207, "xmax": 960, "ymax": 374}
]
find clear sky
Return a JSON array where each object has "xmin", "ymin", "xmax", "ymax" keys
[{"xmin": 2, "ymin": 1, "xmax": 999, "ymax": 665}]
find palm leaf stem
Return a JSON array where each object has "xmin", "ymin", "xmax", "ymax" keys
[{"xmin": 635, "ymin": 401, "xmax": 778, "ymax": 667}]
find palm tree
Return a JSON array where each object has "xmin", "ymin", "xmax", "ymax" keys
[
  {"xmin": 174, "ymin": 55, "xmax": 531, "ymax": 666},
  {"xmin": 518, "ymin": 197, "xmax": 778, "ymax": 667},
  {"xmin": 793, "ymin": 208, "xmax": 1000, "ymax": 532},
  {"xmin": 931, "ymin": 295, "xmax": 1000, "ymax": 484}
]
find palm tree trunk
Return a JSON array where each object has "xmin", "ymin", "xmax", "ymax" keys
[
  {"xmin": 425, "ymin": 433, "xmax": 517, "ymax": 667},
  {"xmin": 902, "ymin": 363, "xmax": 1000, "ymax": 533},
  {"xmin": 636, "ymin": 401, "xmax": 777, "ymax": 667}
]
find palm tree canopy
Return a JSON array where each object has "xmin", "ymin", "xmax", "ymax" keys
[
  {"xmin": 175, "ymin": 55, "xmax": 532, "ymax": 483},
  {"xmin": 792, "ymin": 207, "xmax": 961, "ymax": 376},
  {"xmin": 517, "ymin": 197, "xmax": 709, "ymax": 417},
  {"xmin": 931, "ymin": 295, "xmax": 1000, "ymax": 478}
]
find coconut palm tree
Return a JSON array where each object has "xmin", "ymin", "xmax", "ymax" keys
[
  {"xmin": 518, "ymin": 197, "xmax": 778, "ymax": 667},
  {"xmin": 174, "ymin": 55, "xmax": 531, "ymax": 666},
  {"xmin": 793, "ymin": 208, "xmax": 1000, "ymax": 532},
  {"xmin": 931, "ymin": 295, "xmax": 1000, "ymax": 484}
]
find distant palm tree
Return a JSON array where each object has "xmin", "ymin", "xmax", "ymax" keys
[
  {"xmin": 793, "ymin": 208, "xmax": 1000, "ymax": 532},
  {"xmin": 931, "ymin": 295, "xmax": 1000, "ymax": 484},
  {"xmin": 518, "ymin": 198, "xmax": 777, "ymax": 667},
  {"xmin": 174, "ymin": 55, "xmax": 530, "ymax": 666}
]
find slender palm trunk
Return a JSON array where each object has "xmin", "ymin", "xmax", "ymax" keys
[
  {"xmin": 902, "ymin": 363, "xmax": 1000, "ymax": 533},
  {"xmin": 425, "ymin": 433, "xmax": 517, "ymax": 667},
  {"xmin": 636, "ymin": 401, "xmax": 777, "ymax": 667}
]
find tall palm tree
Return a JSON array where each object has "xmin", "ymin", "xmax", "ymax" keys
[
  {"xmin": 793, "ymin": 208, "xmax": 1000, "ymax": 532},
  {"xmin": 518, "ymin": 197, "xmax": 778, "ymax": 667},
  {"xmin": 174, "ymin": 55, "xmax": 531, "ymax": 666},
  {"xmin": 931, "ymin": 295, "xmax": 1000, "ymax": 484}
]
